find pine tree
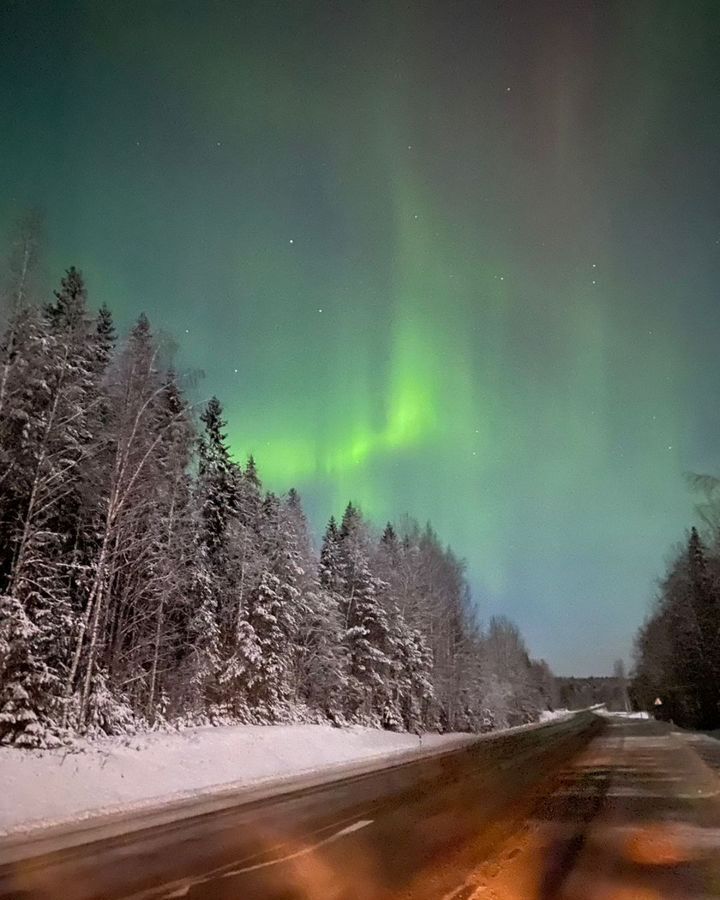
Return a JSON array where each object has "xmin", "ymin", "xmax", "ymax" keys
[
  {"xmin": 230, "ymin": 570, "xmax": 291, "ymax": 719},
  {"xmin": 285, "ymin": 488, "xmax": 315, "ymax": 575},
  {"xmin": 197, "ymin": 397, "xmax": 239, "ymax": 557},
  {"xmin": 260, "ymin": 493, "xmax": 305, "ymax": 697},
  {"xmin": 0, "ymin": 594, "xmax": 53, "ymax": 746},
  {"xmin": 344, "ymin": 562, "xmax": 394, "ymax": 724},
  {"xmin": 392, "ymin": 616, "xmax": 435, "ymax": 731},
  {"xmin": 685, "ymin": 528, "xmax": 720, "ymax": 727},
  {"xmin": 319, "ymin": 516, "xmax": 343, "ymax": 592},
  {"xmin": 192, "ymin": 396, "xmax": 240, "ymax": 698},
  {"xmin": 93, "ymin": 304, "xmax": 116, "ymax": 373},
  {"xmin": 45, "ymin": 266, "xmax": 87, "ymax": 330},
  {"xmin": 335, "ymin": 505, "xmax": 395, "ymax": 724}
]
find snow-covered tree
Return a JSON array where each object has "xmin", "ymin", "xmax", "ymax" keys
[
  {"xmin": 0, "ymin": 594, "xmax": 53, "ymax": 746},
  {"xmin": 0, "ymin": 248, "xmax": 555, "ymax": 740}
]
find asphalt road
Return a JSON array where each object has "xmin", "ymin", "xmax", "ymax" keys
[
  {"xmin": 459, "ymin": 717, "xmax": 720, "ymax": 899},
  {"xmin": 7, "ymin": 716, "xmax": 720, "ymax": 899},
  {"xmin": 0, "ymin": 713, "xmax": 600, "ymax": 900}
]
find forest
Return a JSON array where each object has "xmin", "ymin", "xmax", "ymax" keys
[
  {"xmin": 633, "ymin": 505, "xmax": 720, "ymax": 731},
  {"xmin": 0, "ymin": 220, "xmax": 556, "ymax": 747}
]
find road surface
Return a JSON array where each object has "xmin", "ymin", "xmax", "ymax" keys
[
  {"xmin": 2, "ymin": 715, "xmax": 719, "ymax": 899},
  {"xmin": 455, "ymin": 717, "xmax": 720, "ymax": 899}
]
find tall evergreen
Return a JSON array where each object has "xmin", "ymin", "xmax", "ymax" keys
[
  {"xmin": 197, "ymin": 397, "xmax": 239, "ymax": 557},
  {"xmin": 0, "ymin": 594, "xmax": 53, "ymax": 746},
  {"xmin": 0, "ymin": 252, "xmax": 554, "ymax": 742},
  {"xmin": 633, "ymin": 526, "xmax": 720, "ymax": 729},
  {"xmin": 319, "ymin": 516, "xmax": 343, "ymax": 591}
]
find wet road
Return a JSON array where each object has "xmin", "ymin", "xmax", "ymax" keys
[
  {"xmin": 4, "ymin": 716, "xmax": 720, "ymax": 900},
  {"xmin": 0, "ymin": 714, "xmax": 600, "ymax": 900},
  {"xmin": 458, "ymin": 718, "xmax": 720, "ymax": 899}
]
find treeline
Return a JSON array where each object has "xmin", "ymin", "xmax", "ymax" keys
[
  {"xmin": 0, "ymin": 232, "xmax": 554, "ymax": 747},
  {"xmin": 633, "ymin": 520, "xmax": 720, "ymax": 730},
  {"xmin": 556, "ymin": 672, "xmax": 630, "ymax": 713}
]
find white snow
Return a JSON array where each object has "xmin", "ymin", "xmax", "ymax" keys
[
  {"xmin": 0, "ymin": 723, "xmax": 473, "ymax": 836},
  {"xmin": 600, "ymin": 710, "xmax": 650, "ymax": 719},
  {"xmin": 538, "ymin": 709, "xmax": 573, "ymax": 722}
]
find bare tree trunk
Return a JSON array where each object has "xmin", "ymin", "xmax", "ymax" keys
[
  {"xmin": 63, "ymin": 487, "xmax": 117, "ymax": 725},
  {"xmin": 148, "ymin": 490, "xmax": 178, "ymax": 719},
  {"xmin": 79, "ymin": 575, "xmax": 108, "ymax": 718},
  {"xmin": 147, "ymin": 596, "xmax": 165, "ymax": 722}
]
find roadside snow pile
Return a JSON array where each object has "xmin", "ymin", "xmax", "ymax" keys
[
  {"xmin": 540, "ymin": 706, "xmax": 650, "ymax": 722},
  {"xmin": 0, "ymin": 723, "xmax": 471, "ymax": 836},
  {"xmin": 538, "ymin": 709, "xmax": 573, "ymax": 722},
  {"xmin": 601, "ymin": 710, "xmax": 651, "ymax": 719}
]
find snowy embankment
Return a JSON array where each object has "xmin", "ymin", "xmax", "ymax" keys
[
  {"xmin": 0, "ymin": 723, "xmax": 473, "ymax": 836},
  {"xmin": 538, "ymin": 708, "xmax": 573, "ymax": 722}
]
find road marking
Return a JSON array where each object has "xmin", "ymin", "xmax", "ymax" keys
[
  {"xmin": 220, "ymin": 819, "xmax": 374, "ymax": 878},
  {"xmin": 156, "ymin": 819, "xmax": 374, "ymax": 898}
]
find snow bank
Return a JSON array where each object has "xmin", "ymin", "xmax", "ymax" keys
[
  {"xmin": 600, "ymin": 710, "xmax": 651, "ymax": 719},
  {"xmin": 538, "ymin": 709, "xmax": 573, "ymax": 722},
  {"xmin": 0, "ymin": 723, "xmax": 472, "ymax": 836}
]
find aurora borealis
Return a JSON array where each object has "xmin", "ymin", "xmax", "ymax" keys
[{"xmin": 3, "ymin": 1, "xmax": 720, "ymax": 674}]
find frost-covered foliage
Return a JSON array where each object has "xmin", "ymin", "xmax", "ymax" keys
[
  {"xmin": 0, "ymin": 595, "xmax": 54, "ymax": 746},
  {"xmin": 0, "ymin": 242, "xmax": 556, "ymax": 743}
]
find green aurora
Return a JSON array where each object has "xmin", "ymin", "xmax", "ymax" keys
[{"xmin": 3, "ymin": 0, "xmax": 720, "ymax": 673}]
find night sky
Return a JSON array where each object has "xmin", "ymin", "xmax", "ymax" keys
[{"xmin": 3, "ymin": 0, "xmax": 720, "ymax": 674}]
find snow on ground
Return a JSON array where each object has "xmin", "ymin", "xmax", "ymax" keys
[
  {"xmin": 540, "ymin": 707, "xmax": 651, "ymax": 722},
  {"xmin": 0, "ymin": 724, "xmax": 473, "ymax": 836},
  {"xmin": 538, "ymin": 709, "xmax": 573, "ymax": 722}
]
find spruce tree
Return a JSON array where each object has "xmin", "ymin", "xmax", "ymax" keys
[
  {"xmin": 0, "ymin": 594, "xmax": 53, "ymax": 746},
  {"xmin": 335, "ymin": 505, "xmax": 395, "ymax": 723},
  {"xmin": 319, "ymin": 516, "xmax": 343, "ymax": 592},
  {"xmin": 197, "ymin": 397, "xmax": 239, "ymax": 556}
]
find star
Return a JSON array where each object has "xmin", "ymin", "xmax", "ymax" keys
[
  {"xmin": 317, "ymin": 308, "xmax": 323, "ymax": 313},
  {"xmin": 289, "ymin": 239, "xmax": 294, "ymax": 244}
]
